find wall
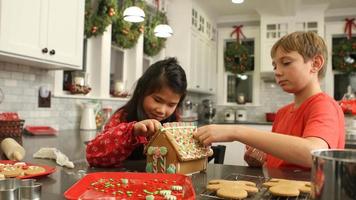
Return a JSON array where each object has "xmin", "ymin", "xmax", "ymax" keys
[
  {"xmin": 214, "ymin": 80, "xmax": 293, "ymax": 122},
  {"xmin": 0, "ymin": 61, "xmax": 126, "ymax": 130}
]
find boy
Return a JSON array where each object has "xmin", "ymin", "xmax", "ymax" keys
[{"xmin": 194, "ymin": 31, "xmax": 345, "ymax": 169}]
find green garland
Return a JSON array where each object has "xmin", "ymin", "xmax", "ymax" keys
[
  {"xmin": 84, "ymin": 0, "xmax": 117, "ymax": 38},
  {"xmin": 332, "ymin": 37, "xmax": 356, "ymax": 74},
  {"xmin": 224, "ymin": 42, "xmax": 249, "ymax": 74},
  {"xmin": 111, "ymin": 0, "xmax": 145, "ymax": 49},
  {"xmin": 144, "ymin": 11, "xmax": 167, "ymax": 57}
]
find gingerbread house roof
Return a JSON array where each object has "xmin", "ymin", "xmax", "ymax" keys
[{"xmin": 145, "ymin": 122, "xmax": 213, "ymax": 162}]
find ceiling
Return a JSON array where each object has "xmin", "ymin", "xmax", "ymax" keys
[{"xmin": 195, "ymin": 0, "xmax": 356, "ymax": 18}]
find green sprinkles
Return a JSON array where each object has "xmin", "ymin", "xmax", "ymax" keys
[
  {"xmin": 143, "ymin": 189, "xmax": 153, "ymax": 195},
  {"xmin": 146, "ymin": 195, "xmax": 155, "ymax": 200}
]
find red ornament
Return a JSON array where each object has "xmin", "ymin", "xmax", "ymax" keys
[
  {"xmin": 91, "ymin": 26, "xmax": 98, "ymax": 33},
  {"xmin": 108, "ymin": 7, "xmax": 115, "ymax": 16}
]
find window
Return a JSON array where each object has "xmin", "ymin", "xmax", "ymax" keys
[
  {"xmin": 191, "ymin": 9, "xmax": 198, "ymax": 28},
  {"xmin": 295, "ymin": 21, "xmax": 318, "ymax": 33},
  {"xmin": 266, "ymin": 23, "xmax": 288, "ymax": 39},
  {"xmin": 225, "ymin": 39, "xmax": 255, "ymax": 104}
]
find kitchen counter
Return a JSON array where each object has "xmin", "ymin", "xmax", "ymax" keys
[{"xmin": 20, "ymin": 130, "xmax": 309, "ymax": 200}]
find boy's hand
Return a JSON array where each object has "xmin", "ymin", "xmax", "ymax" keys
[
  {"xmin": 133, "ymin": 119, "xmax": 161, "ymax": 137},
  {"xmin": 194, "ymin": 125, "xmax": 235, "ymax": 146},
  {"xmin": 244, "ymin": 146, "xmax": 266, "ymax": 167}
]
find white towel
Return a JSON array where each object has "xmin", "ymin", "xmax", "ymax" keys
[{"xmin": 33, "ymin": 147, "xmax": 75, "ymax": 168}]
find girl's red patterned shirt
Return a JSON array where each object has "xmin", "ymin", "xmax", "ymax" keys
[{"xmin": 86, "ymin": 110, "xmax": 147, "ymax": 167}]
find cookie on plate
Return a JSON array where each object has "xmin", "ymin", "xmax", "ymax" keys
[
  {"xmin": 24, "ymin": 166, "xmax": 46, "ymax": 175},
  {"xmin": 1, "ymin": 166, "xmax": 23, "ymax": 177}
]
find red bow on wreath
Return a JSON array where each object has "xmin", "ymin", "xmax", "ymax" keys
[
  {"xmin": 231, "ymin": 25, "xmax": 246, "ymax": 44},
  {"xmin": 155, "ymin": 0, "xmax": 160, "ymax": 10},
  {"xmin": 344, "ymin": 18, "xmax": 356, "ymax": 40}
]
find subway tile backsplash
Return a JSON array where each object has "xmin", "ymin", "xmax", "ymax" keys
[
  {"xmin": 0, "ymin": 61, "xmax": 125, "ymax": 130},
  {"xmin": 0, "ymin": 61, "xmax": 294, "ymax": 130}
]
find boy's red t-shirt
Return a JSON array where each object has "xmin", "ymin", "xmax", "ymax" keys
[{"xmin": 266, "ymin": 93, "xmax": 345, "ymax": 169}]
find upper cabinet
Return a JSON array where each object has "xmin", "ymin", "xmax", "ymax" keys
[
  {"xmin": 258, "ymin": 5, "xmax": 326, "ymax": 73},
  {"xmin": 166, "ymin": 0, "xmax": 217, "ymax": 94},
  {"xmin": 0, "ymin": 0, "xmax": 84, "ymax": 70}
]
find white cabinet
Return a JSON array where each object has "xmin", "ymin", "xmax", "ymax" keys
[
  {"xmin": 259, "ymin": 6, "xmax": 326, "ymax": 73},
  {"xmin": 0, "ymin": 0, "xmax": 84, "ymax": 70},
  {"xmin": 214, "ymin": 124, "xmax": 272, "ymax": 166},
  {"xmin": 166, "ymin": 0, "xmax": 216, "ymax": 94}
]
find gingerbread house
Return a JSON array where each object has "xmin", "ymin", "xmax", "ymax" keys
[{"xmin": 145, "ymin": 122, "xmax": 213, "ymax": 175}]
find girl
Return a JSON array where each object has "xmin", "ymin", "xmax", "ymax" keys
[{"xmin": 86, "ymin": 57, "xmax": 187, "ymax": 167}]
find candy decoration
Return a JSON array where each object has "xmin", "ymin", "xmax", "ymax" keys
[
  {"xmin": 153, "ymin": 154, "xmax": 158, "ymax": 173},
  {"xmin": 159, "ymin": 147, "xmax": 168, "ymax": 156},
  {"xmin": 160, "ymin": 156, "xmax": 166, "ymax": 173},
  {"xmin": 146, "ymin": 162, "xmax": 153, "ymax": 173},
  {"xmin": 166, "ymin": 164, "xmax": 176, "ymax": 174}
]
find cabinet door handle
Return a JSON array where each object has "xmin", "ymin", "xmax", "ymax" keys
[
  {"xmin": 42, "ymin": 48, "xmax": 48, "ymax": 54},
  {"xmin": 196, "ymin": 85, "xmax": 200, "ymax": 88},
  {"xmin": 49, "ymin": 49, "xmax": 56, "ymax": 55}
]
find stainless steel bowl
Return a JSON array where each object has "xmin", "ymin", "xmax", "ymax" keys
[
  {"xmin": 311, "ymin": 149, "xmax": 356, "ymax": 200},
  {"xmin": 0, "ymin": 179, "xmax": 20, "ymax": 200},
  {"xmin": 19, "ymin": 179, "xmax": 41, "ymax": 200},
  {"xmin": 0, "ymin": 178, "xmax": 41, "ymax": 200}
]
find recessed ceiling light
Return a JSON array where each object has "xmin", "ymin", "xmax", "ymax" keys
[{"xmin": 232, "ymin": 0, "xmax": 244, "ymax": 4}]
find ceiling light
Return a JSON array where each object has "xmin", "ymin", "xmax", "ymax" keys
[
  {"xmin": 123, "ymin": 6, "xmax": 145, "ymax": 23},
  {"xmin": 154, "ymin": 24, "xmax": 173, "ymax": 38},
  {"xmin": 232, "ymin": 0, "xmax": 244, "ymax": 4}
]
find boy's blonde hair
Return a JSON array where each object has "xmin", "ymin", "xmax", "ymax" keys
[{"xmin": 271, "ymin": 31, "xmax": 328, "ymax": 79}]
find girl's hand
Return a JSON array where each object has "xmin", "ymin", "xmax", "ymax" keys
[
  {"xmin": 194, "ymin": 124, "xmax": 235, "ymax": 146},
  {"xmin": 133, "ymin": 119, "xmax": 162, "ymax": 137}
]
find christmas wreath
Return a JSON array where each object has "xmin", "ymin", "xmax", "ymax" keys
[
  {"xmin": 332, "ymin": 37, "xmax": 356, "ymax": 73},
  {"xmin": 111, "ymin": 0, "xmax": 145, "ymax": 49},
  {"xmin": 84, "ymin": 0, "xmax": 117, "ymax": 38},
  {"xmin": 332, "ymin": 18, "xmax": 356, "ymax": 74},
  {"xmin": 144, "ymin": 11, "xmax": 167, "ymax": 57},
  {"xmin": 224, "ymin": 25, "xmax": 250, "ymax": 74}
]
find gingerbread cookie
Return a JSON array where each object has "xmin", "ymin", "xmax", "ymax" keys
[
  {"xmin": 207, "ymin": 179, "xmax": 259, "ymax": 199},
  {"xmin": 1, "ymin": 166, "xmax": 23, "ymax": 177},
  {"xmin": 269, "ymin": 185, "xmax": 300, "ymax": 197},
  {"xmin": 24, "ymin": 166, "xmax": 46, "ymax": 175},
  {"xmin": 263, "ymin": 178, "xmax": 312, "ymax": 197},
  {"xmin": 216, "ymin": 187, "xmax": 248, "ymax": 200}
]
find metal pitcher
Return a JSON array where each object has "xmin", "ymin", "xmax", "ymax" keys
[{"xmin": 311, "ymin": 149, "xmax": 356, "ymax": 200}]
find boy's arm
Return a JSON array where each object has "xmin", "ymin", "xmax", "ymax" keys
[
  {"xmin": 232, "ymin": 125, "xmax": 328, "ymax": 168},
  {"xmin": 196, "ymin": 124, "xmax": 327, "ymax": 168}
]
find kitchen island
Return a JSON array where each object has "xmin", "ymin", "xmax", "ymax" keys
[{"xmin": 21, "ymin": 130, "xmax": 310, "ymax": 200}]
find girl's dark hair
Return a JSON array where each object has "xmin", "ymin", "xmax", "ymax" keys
[{"xmin": 118, "ymin": 57, "xmax": 187, "ymax": 123}]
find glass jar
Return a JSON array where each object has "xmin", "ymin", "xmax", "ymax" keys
[{"xmin": 72, "ymin": 71, "xmax": 86, "ymax": 86}]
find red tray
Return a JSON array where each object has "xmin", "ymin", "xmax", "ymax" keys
[
  {"xmin": 64, "ymin": 172, "xmax": 195, "ymax": 200},
  {"xmin": 24, "ymin": 126, "xmax": 58, "ymax": 136},
  {"xmin": 0, "ymin": 160, "xmax": 56, "ymax": 179}
]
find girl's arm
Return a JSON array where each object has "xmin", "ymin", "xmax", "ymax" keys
[
  {"xmin": 86, "ymin": 110, "xmax": 148, "ymax": 167},
  {"xmin": 86, "ymin": 121, "xmax": 145, "ymax": 167}
]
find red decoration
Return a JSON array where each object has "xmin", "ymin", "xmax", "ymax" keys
[
  {"xmin": 230, "ymin": 25, "xmax": 246, "ymax": 44},
  {"xmin": 339, "ymin": 99, "xmax": 356, "ymax": 115},
  {"xmin": 155, "ymin": 0, "xmax": 160, "ymax": 10},
  {"xmin": 344, "ymin": 18, "xmax": 356, "ymax": 40}
]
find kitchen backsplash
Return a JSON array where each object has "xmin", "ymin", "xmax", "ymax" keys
[
  {"xmin": 0, "ymin": 61, "xmax": 305, "ymax": 130},
  {"xmin": 0, "ymin": 61, "xmax": 126, "ymax": 130}
]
